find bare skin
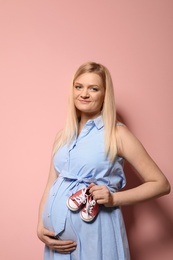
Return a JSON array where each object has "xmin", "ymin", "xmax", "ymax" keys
[
  {"xmin": 89, "ymin": 124, "xmax": 170, "ymax": 206},
  {"xmin": 37, "ymin": 73, "xmax": 170, "ymax": 254},
  {"xmin": 37, "ymin": 73, "xmax": 105, "ymax": 253},
  {"xmin": 37, "ymin": 160, "xmax": 77, "ymax": 253}
]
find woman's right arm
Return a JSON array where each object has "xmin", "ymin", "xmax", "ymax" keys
[
  {"xmin": 37, "ymin": 158, "xmax": 57, "ymax": 241},
  {"xmin": 37, "ymin": 158, "xmax": 77, "ymax": 253}
]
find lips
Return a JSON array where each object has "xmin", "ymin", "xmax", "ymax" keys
[{"xmin": 78, "ymin": 100, "xmax": 91, "ymax": 104}]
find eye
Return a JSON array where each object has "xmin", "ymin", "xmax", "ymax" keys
[
  {"xmin": 90, "ymin": 86, "xmax": 99, "ymax": 92},
  {"xmin": 74, "ymin": 85, "xmax": 83, "ymax": 90}
]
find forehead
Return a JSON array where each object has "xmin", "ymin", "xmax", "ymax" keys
[{"xmin": 74, "ymin": 73, "xmax": 103, "ymax": 86}]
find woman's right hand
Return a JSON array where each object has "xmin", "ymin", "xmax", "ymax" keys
[{"xmin": 37, "ymin": 225, "xmax": 77, "ymax": 254}]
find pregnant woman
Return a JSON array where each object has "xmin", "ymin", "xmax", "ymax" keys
[{"xmin": 37, "ymin": 61, "xmax": 170, "ymax": 260}]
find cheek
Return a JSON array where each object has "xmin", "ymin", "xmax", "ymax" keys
[
  {"xmin": 73, "ymin": 90, "xmax": 79, "ymax": 100},
  {"xmin": 94, "ymin": 95, "xmax": 104, "ymax": 109},
  {"xmin": 98, "ymin": 94, "xmax": 105, "ymax": 105}
]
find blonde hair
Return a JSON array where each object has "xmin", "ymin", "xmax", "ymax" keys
[{"xmin": 53, "ymin": 61, "xmax": 117, "ymax": 162}]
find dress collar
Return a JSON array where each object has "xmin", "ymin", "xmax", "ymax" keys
[{"xmin": 85, "ymin": 115, "xmax": 104, "ymax": 130}]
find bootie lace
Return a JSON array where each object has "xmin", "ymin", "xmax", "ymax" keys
[{"xmin": 73, "ymin": 188, "xmax": 87, "ymax": 205}]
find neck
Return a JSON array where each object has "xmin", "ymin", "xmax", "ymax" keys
[
  {"xmin": 79, "ymin": 112, "xmax": 101, "ymax": 125},
  {"xmin": 77, "ymin": 112, "xmax": 101, "ymax": 135}
]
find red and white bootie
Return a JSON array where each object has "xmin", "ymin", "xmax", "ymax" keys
[
  {"xmin": 67, "ymin": 188, "xmax": 89, "ymax": 211},
  {"xmin": 80, "ymin": 194, "xmax": 99, "ymax": 222}
]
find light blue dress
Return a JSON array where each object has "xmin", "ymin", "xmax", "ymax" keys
[{"xmin": 42, "ymin": 115, "xmax": 130, "ymax": 260}]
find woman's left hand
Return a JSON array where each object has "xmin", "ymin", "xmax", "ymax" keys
[{"xmin": 88, "ymin": 183, "xmax": 114, "ymax": 207}]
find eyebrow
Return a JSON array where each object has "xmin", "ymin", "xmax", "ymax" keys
[{"xmin": 74, "ymin": 82, "xmax": 100, "ymax": 87}]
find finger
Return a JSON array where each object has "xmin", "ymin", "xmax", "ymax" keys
[
  {"xmin": 92, "ymin": 189, "xmax": 111, "ymax": 203},
  {"xmin": 89, "ymin": 185, "xmax": 102, "ymax": 193},
  {"xmin": 43, "ymin": 228, "xmax": 55, "ymax": 237},
  {"xmin": 54, "ymin": 246, "xmax": 77, "ymax": 254},
  {"xmin": 48, "ymin": 238, "xmax": 76, "ymax": 247},
  {"xmin": 55, "ymin": 243, "xmax": 77, "ymax": 251},
  {"xmin": 88, "ymin": 183, "xmax": 96, "ymax": 190},
  {"xmin": 56, "ymin": 240, "xmax": 77, "ymax": 247},
  {"xmin": 91, "ymin": 188, "xmax": 106, "ymax": 198},
  {"xmin": 49, "ymin": 240, "xmax": 77, "ymax": 253}
]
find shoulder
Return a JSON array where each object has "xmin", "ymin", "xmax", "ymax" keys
[
  {"xmin": 115, "ymin": 121, "xmax": 129, "ymax": 141},
  {"xmin": 115, "ymin": 123, "xmax": 145, "ymax": 159},
  {"xmin": 53, "ymin": 129, "xmax": 63, "ymax": 146},
  {"xmin": 52, "ymin": 129, "xmax": 64, "ymax": 153},
  {"xmin": 116, "ymin": 121, "xmax": 125, "ymax": 127}
]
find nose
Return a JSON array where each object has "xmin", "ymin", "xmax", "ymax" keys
[{"xmin": 80, "ymin": 88, "xmax": 89, "ymax": 98}]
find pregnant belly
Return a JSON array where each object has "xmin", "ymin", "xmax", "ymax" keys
[{"xmin": 42, "ymin": 177, "xmax": 87, "ymax": 236}]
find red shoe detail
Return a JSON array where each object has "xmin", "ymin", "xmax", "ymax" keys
[
  {"xmin": 67, "ymin": 188, "xmax": 88, "ymax": 211},
  {"xmin": 80, "ymin": 194, "xmax": 99, "ymax": 222}
]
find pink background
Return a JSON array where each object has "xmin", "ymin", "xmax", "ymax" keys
[{"xmin": 0, "ymin": 0, "xmax": 173, "ymax": 259}]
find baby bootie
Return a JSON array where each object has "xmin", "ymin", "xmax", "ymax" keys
[
  {"xmin": 67, "ymin": 188, "xmax": 89, "ymax": 211},
  {"xmin": 80, "ymin": 194, "xmax": 99, "ymax": 222}
]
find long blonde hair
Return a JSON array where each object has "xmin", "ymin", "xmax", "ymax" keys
[{"xmin": 53, "ymin": 61, "xmax": 117, "ymax": 162}]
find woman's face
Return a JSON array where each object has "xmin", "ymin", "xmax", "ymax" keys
[{"xmin": 73, "ymin": 72, "xmax": 105, "ymax": 119}]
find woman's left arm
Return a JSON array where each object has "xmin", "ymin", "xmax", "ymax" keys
[{"xmin": 89, "ymin": 125, "xmax": 171, "ymax": 207}]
